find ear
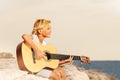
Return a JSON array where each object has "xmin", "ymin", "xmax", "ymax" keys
[{"xmin": 37, "ymin": 29, "xmax": 42, "ymax": 34}]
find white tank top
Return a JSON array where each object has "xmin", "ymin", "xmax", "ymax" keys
[{"xmin": 32, "ymin": 35, "xmax": 47, "ymax": 45}]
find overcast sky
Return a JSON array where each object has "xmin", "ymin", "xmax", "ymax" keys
[{"xmin": 0, "ymin": 0, "xmax": 120, "ymax": 60}]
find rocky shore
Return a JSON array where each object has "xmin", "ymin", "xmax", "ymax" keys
[{"xmin": 0, "ymin": 52, "xmax": 116, "ymax": 80}]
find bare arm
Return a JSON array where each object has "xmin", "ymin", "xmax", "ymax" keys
[
  {"xmin": 59, "ymin": 56, "xmax": 73, "ymax": 65},
  {"xmin": 22, "ymin": 34, "xmax": 46, "ymax": 59},
  {"xmin": 59, "ymin": 56, "xmax": 90, "ymax": 65},
  {"xmin": 22, "ymin": 34, "xmax": 36, "ymax": 50}
]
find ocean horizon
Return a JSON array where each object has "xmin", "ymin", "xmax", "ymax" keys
[{"xmin": 74, "ymin": 60, "xmax": 120, "ymax": 80}]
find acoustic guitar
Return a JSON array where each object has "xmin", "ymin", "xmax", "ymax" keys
[{"xmin": 16, "ymin": 42, "xmax": 81, "ymax": 73}]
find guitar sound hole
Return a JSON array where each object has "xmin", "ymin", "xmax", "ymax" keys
[{"xmin": 44, "ymin": 51, "xmax": 51, "ymax": 60}]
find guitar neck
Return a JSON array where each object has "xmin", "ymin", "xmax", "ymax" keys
[{"xmin": 46, "ymin": 52, "xmax": 81, "ymax": 61}]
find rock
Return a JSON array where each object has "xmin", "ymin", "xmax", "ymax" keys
[
  {"xmin": 0, "ymin": 58, "xmax": 49, "ymax": 80},
  {"xmin": 85, "ymin": 70, "xmax": 116, "ymax": 80},
  {"xmin": 0, "ymin": 52, "xmax": 117, "ymax": 80},
  {"xmin": 62, "ymin": 63, "xmax": 90, "ymax": 80},
  {"xmin": 62, "ymin": 63, "xmax": 116, "ymax": 80},
  {"xmin": 0, "ymin": 52, "xmax": 14, "ymax": 58}
]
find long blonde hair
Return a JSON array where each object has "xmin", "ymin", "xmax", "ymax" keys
[{"xmin": 32, "ymin": 19, "xmax": 51, "ymax": 35}]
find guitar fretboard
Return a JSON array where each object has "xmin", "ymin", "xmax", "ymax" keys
[{"xmin": 46, "ymin": 52, "xmax": 81, "ymax": 61}]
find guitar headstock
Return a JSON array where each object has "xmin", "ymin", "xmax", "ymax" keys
[{"xmin": 80, "ymin": 56, "xmax": 90, "ymax": 64}]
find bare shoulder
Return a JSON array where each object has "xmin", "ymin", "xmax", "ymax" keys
[
  {"xmin": 21, "ymin": 34, "xmax": 33, "ymax": 46},
  {"xmin": 22, "ymin": 34, "xmax": 33, "ymax": 39}
]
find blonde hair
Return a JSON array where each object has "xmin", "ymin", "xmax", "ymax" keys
[{"xmin": 32, "ymin": 19, "xmax": 51, "ymax": 34}]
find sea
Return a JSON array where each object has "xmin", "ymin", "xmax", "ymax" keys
[{"xmin": 74, "ymin": 60, "xmax": 120, "ymax": 80}]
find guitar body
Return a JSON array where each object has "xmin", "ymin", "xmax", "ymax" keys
[{"xmin": 16, "ymin": 42, "xmax": 59, "ymax": 73}]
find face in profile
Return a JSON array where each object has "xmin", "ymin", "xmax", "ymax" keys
[{"xmin": 38, "ymin": 24, "xmax": 52, "ymax": 38}]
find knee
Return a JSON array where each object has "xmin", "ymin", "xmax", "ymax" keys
[
  {"xmin": 56, "ymin": 67, "xmax": 66, "ymax": 79},
  {"xmin": 49, "ymin": 71, "xmax": 60, "ymax": 80},
  {"xmin": 57, "ymin": 67, "xmax": 66, "ymax": 75}
]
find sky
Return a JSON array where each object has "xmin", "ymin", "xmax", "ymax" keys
[{"xmin": 0, "ymin": 0, "xmax": 120, "ymax": 60}]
